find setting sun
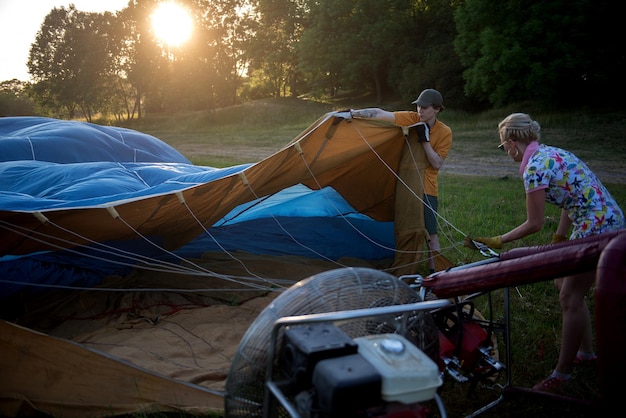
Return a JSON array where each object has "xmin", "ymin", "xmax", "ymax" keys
[{"xmin": 151, "ymin": 2, "xmax": 193, "ymax": 47}]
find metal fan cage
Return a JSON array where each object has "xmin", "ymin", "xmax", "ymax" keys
[{"xmin": 224, "ymin": 267, "xmax": 440, "ymax": 417}]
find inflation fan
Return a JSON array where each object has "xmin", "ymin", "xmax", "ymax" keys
[{"xmin": 224, "ymin": 267, "xmax": 443, "ymax": 417}]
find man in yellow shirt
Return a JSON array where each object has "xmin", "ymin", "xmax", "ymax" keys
[{"xmin": 351, "ymin": 89, "xmax": 453, "ymax": 276}]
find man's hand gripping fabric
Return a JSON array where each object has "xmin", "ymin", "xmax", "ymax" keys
[{"xmin": 415, "ymin": 122, "xmax": 430, "ymax": 143}]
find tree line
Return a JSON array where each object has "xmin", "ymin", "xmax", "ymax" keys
[{"xmin": 1, "ymin": 0, "xmax": 623, "ymax": 121}]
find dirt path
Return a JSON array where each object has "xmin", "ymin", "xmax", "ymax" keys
[
  {"xmin": 443, "ymin": 148, "xmax": 626, "ymax": 184},
  {"xmin": 179, "ymin": 144, "xmax": 626, "ymax": 185}
]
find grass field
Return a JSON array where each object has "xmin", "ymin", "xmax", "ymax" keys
[{"xmin": 121, "ymin": 97, "xmax": 624, "ymax": 417}]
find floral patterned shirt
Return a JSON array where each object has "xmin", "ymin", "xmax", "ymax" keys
[{"xmin": 523, "ymin": 143, "xmax": 625, "ymax": 238}]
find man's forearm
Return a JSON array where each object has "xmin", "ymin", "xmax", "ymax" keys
[{"xmin": 351, "ymin": 108, "xmax": 394, "ymax": 122}]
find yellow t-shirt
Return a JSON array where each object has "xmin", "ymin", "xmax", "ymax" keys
[{"xmin": 393, "ymin": 111, "xmax": 453, "ymax": 196}]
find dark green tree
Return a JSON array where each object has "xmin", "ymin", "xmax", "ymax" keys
[
  {"xmin": 296, "ymin": 0, "xmax": 465, "ymax": 105},
  {"xmin": 242, "ymin": 0, "xmax": 307, "ymax": 98},
  {"xmin": 0, "ymin": 79, "xmax": 35, "ymax": 116},
  {"xmin": 454, "ymin": 0, "xmax": 623, "ymax": 108},
  {"xmin": 120, "ymin": 0, "xmax": 248, "ymax": 112},
  {"xmin": 27, "ymin": 6, "xmax": 119, "ymax": 120},
  {"xmin": 390, "ymin": 0, "xmax": 468, "ymax": 108},
  {"xmin": 194, "ymin": 0, "xmax": 250, "ymax": 107},
  {"xmin": 119, "ymin": 0, "xmax": 174, "ymax": 117},
  {"xmin": 299, "ymin": 0, "xmax": 414, "ymax": 102}
]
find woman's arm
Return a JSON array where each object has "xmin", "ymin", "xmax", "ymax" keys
[
  {"xmin": 501, "ymin": 188, "xmax": 546, "ymax": 244},
  {"xmin": 555, "ymin": 208, "xmax": 572, "ymax": 237}
]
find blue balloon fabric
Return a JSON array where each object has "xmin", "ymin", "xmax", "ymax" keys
[{"xmin": 0, "ymin": 117, "xmax": 394, "ymax": 297}]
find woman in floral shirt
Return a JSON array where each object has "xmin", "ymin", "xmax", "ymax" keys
[{"xmin": 472, "ymin": 112, "xmax": 624, "ymax": 393}]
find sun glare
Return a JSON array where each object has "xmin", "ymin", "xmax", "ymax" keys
[{"xmin": 151, "ymin": 2, "xmax": 193, "ymax": 47}]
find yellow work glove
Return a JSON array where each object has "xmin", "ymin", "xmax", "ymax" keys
[
  {"xmin": 463, "ymin": 236, "xmax": 475, "ymax": 249},
  {"xmin": 551, "ymin": 233, "xmax": 568, "ymax": 244},
  {"xmin": 473, "ymin": 236, "xmax": 503, "ymax": 249},
  {"xmin": 463, "ymin": 235, "xmax": 502, "ymax": 250}
]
